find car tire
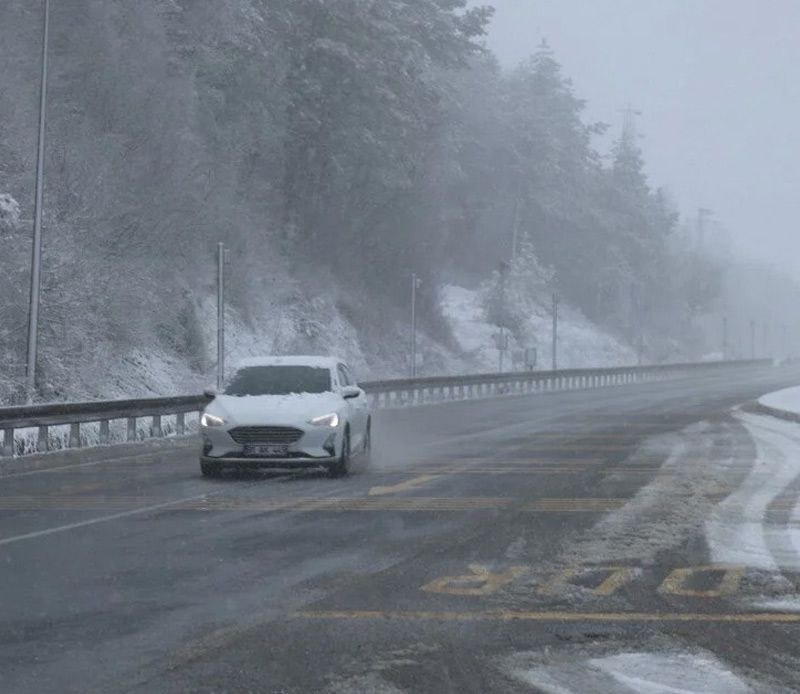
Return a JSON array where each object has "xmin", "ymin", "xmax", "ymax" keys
[
  {"xmin": 361, "ymin": 419, "xmax": 371, "ymax": 470},
  {"xmin": 201, "ymin": 460, "xmax": 223, "ymax": 478},
  {"xmin": 328, "ymin": 429, "xmax": 351, "ymax": 478}
]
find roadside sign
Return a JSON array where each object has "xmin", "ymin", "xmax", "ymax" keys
[{"xmin": 512, "ymin": 347, "xmax": 537, "ymax": 371}]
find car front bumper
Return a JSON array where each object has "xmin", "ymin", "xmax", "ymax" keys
[
  {"xmin": 201, "ymin": 424, "xmax": 341, "ymax": 463},
  {"xmin": 200, "ymin": 454, "xmax": 337, "ymax": 469}
]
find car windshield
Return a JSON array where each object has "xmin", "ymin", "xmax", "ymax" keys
[{"xmin": 223, "ymin": 366, "xmax": 331, "ymax": 396}]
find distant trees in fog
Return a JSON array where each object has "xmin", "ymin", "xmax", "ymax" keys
[{"xmin": 0, "ymin": 0, "xmax": 736, "ymax": 398}]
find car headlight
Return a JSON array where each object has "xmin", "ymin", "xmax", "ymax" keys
[
  {"xmin": 200, "ymin": 412, "xmax": 225, "ymax": 427},
  {"xmin": 309, "ymin": 412, "xmax": 339, "ymax": 427}
]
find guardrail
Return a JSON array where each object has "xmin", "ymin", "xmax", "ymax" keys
[{"xmin": 0, "ymin": 359, "xmax": 772, "ymax": 458}]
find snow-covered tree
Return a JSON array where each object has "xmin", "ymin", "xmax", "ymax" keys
[{"xmin": 0, "ymin": 193, "xmax": 19, "ymax": 232}]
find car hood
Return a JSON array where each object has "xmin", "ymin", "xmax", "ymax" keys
[{"xmin": 207, "ymin": 392, "xmax": 344, "ymax": 427}]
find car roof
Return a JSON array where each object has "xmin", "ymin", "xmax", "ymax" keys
[{"xmin": 235, "ymin": 355, "xmax": 344, "ymax": 370}]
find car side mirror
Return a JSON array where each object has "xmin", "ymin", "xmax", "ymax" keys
[
  {"xmin": 203, "ymin": 388, "xmax": 218, "ymax": 399},
  {"xmin": 342, "ymin": 385, "xmax": 361, "ymax": 399}
]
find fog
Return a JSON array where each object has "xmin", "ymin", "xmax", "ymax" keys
[
  {"xmin": 483, "ymin": 0, "xmax": 800, "ymax": 272},
  {"xmin": 2, "ymin": 1, "xmax": 799, "ymax": 404}
]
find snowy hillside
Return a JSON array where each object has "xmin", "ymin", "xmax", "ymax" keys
[
  {"xmin": 29, "ymin": 283, "xmax": 636, "ymax": 402},
  {"xmin": 441, "ymin": 285, "xmax": 636, "ymax": 373}
]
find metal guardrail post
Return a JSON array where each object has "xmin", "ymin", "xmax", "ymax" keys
[
  {"xmin": 99, "ymin": 420, "xmax": 110, "ymax": 445},
  {"xmin": 2, "ymin": 428, "xmax": 13, "ymax": 457},
  {"xmin": 37, "ymin": 426, "xmax": 48, "ymax": 452},
  {"xmin": 69, "ymin": 423, "xmax": 80, "ymax": 448}
]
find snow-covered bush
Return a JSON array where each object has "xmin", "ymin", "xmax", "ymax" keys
[
  {"xmin": 480, "ymin": 236, "xmax": 554, "ymax": 339},
  {"xmin": 0, "ymin": 193, "xmax": 20, "ymax": 232}
]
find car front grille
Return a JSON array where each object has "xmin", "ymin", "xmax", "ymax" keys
[{"xmin": 228, "ymin": 426, "xmax": 304, "ymax": 445}]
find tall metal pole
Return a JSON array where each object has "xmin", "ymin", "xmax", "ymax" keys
[
  {"xmin": 24, "ymin": 0, "xmax": 51, "ymax": 403},
  {"xmin": 782, "ymin": 324, "xmax": 788, "ymax": 360},
  {"xmin": 216, "ymin": 243, "xmax": 225, "ymax": 391},
  {"xmin": 750, "ymin": 319, "xmax": 755, "ymax": 360},
  {"xmin": 551, "ymin": 292, "xmax": 558, "ymax": 370},
  {"xmin": 510, "ymin": 197, "xmax": 520, "ymax": 262},
  {"xmin": 722, "ymin": 316, "xmax": 728, "ymax": 360},
  {"xmin": 498, "ymin": 262, "xmax": 508, "ymax": 372},
  {"xmin": 410, "ymin": 272, "xmax": 417, "ymax": 378}
]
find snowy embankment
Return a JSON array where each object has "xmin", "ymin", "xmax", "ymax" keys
[
  {"xmin": 441, "ymin": 285, "xmax": 635, "ymax": 372},
  {"xmin": 81, "ymin": 284, "xmax": 635, "ymax": 399},
  {"xmin": 7, "ymin": 283, "xmax": 635, "ymax": 405},
  {"xmin": 757, "ymin": 386, "xmax": 800, "ymax": 421}
]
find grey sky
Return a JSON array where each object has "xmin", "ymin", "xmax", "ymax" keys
[{"xmin": 481, "ymin": 0, "xmax": 800, "ymax": 272}]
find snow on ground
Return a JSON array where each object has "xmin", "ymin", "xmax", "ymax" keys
[
  {"xmin": 758, "ymin": 386, "xmax": 800, "ymax": 417},
  {"xmin": 507, "ymin": 648, "xmax": 753, "ymax": 694},
  {"xmin": 505, "ymin": 407, "xmax": 800, "ymax": 574},
  {"xmin": 549, "ymin": 422, "xmax": 731, "ymax": 567},
  {"xmin": 440, "ymin": 284, "xmax": 635, "ymax": 373},
  {"xmin": 707, "ymin": 412, "xmax": 800, "ymax": 570}
]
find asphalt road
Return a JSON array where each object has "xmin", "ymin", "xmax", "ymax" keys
[{"xmin": 3, "ymin": 366, "xmax": 800, "ymax": 693}]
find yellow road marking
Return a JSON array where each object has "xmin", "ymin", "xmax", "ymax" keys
[
  {"xmin": 421, "ymin": 565, "xmax": 526, "ymax": 596},
  {"xmin": 658, "ymin": 565, "xmax": 745, "ymax": 597},
  {"xmin": 525, "ymin": 499, "xmax": 627, "ymax": 512},
  {"xmin": 415, "ymin": 458, "xmax": 605, "ymax": 467},
  {"xmin": 410, "ymin": 468, "xmax": 582, "ymax": 475},
  {"xmin": 368, "ymin": 475, "xmax": 439, "ymax": 496},
  {"xmin": 1, "ymin": 495, "xmax": 792, "ymax": 514},
  {"xmin": 0, "ymin": 496, "xmax": 512, "ymax": 513},
  {"xmin": 537, "ymin": 566, "xmax": 638, "ymax": 596},
  {"xmin": 292, "ymin": 609, "xmax": 800, "ymax": 623}
]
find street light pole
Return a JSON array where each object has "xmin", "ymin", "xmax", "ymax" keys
[
  {"xmin": 498, "ymin": 261, "xmax": 509, "ymax": 372},
  {"xmin": 216, "ymin": 243, "xmax": 226, "ymax": 391},
  {"xmin": 409, "ymin": 272, "xmax": 420, "ymax": 378},
  {"xmin": 551, "ymin": 292, "xmax": 558, "ymax": 370},
  {"xmin": 722, "ymin": 316, "xmax": 728, "ymax": 360},
  {"xmin": 24, "ymin": 0, "xmax": 51, "ymax": 402},
  {"xmin": 511, "ymin": 196, "xmax": 520, "ymax": 262}
]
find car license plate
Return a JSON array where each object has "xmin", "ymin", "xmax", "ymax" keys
[{"xmin": 244, "ymin": 444, "xmax": 289, "ymax": 458}]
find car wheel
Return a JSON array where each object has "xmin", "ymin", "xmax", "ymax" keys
[
  {"xmin": 328, "ymin": 429, "xmax": 351, "ymax": 478},
  {"xmin": 201, "ymin": 460, "xmax": 223, "ymax": 478},
  {"xmin": 361, "ymin": 419, "xmax": 371, "ymax": 469}
]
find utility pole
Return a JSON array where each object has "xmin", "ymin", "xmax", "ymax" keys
[
  {"xmin": 24, "ymin": 0, "xmax": 51, "ymax": 403},
  {"xmin": 782, "ymin": 324, "xmax": 788, "ymax": 361},
  {"xmin": 498, "ymin": 261, "xmax": 509, "ymax": 372},
  {"xmin": 216, "ymin": 243, "xmax": 227, "ymax": 391},
  {"xmin": 552, "ymin": 292, "xmax": 558, "ymax": 370},
  {"xmin": 409, "ymin": 272, "xmax": 421, "ymax": 378},
  {"xmin": 763, "ymin": 322, "xmax": 769, "ymax": 358},
  {"xmin": 630, "ymin": 282, "xmax": 643, "ymax": 366},
  {"xmin": 619, "ymin": 104, "xmax": 643, "ymax": 149},
  {"xmin": 750, "ymin": 319, "xmax": 755, "ymax": 360},
  {"xmin": 722, "ymin": 315, "xmax": 728, "ymax": 360},
  {"xmin": 696, "ymin": 207, "xmax": 713, "ymax": 249},
  {"xmin": 510, "ymin": 197, "xmax": 520, "ymax": 262}
]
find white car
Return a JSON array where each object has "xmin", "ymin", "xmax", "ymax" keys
[{"xmin": 199, "ymin": 356, "xmax": 371, "ymax": 478}]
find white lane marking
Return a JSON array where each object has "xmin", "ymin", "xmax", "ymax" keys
[
  {"xmin": 0, "ymin": 493, "xmax": 208, "ymax": 548},
  {"xmin": 0, "ymin": 445, "xmax": 193, "ymax": 479}
]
